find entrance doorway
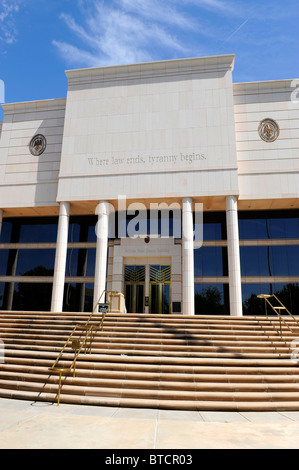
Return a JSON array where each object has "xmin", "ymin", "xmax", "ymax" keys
[
  {"xmin": 124, "ymin": 264, "xmax": 171, "ymax": 314},
  {"xmin": 124, "ymin": 265, "xmax": 145, "ymax": 314},
  {"xmin": 149, "ymin": 265, "xmax": 171, "ymax": 314}
]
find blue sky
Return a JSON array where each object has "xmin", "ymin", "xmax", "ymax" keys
[{"xmin": 0, "ymin": 0, "xmax": 298, "ymax": 118}]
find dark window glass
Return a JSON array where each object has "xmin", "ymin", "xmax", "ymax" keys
[
  {"xmin": 238, "ymin": 211, "xmax": 299, "ymax": 240},
  {"xmin": 65, "ymin": 248, "xmax": 96, "ymax": 277},
  {"xmin": 68, "ymin": 216, "xmax": 97, "ymax": 243},
  {"xmin": 194, "ymin": 283, "xmax": 229, "ymax": 315},
  {"xmin": 194, "ymin": 247, "xmax": 228, "ymax": 276},
  {"xmin": 63, "ymin": 282, "xmax": 94, "ymax": 312},
  {"xmin": 240, "ymin": 246, "xmax": 299, "ymax": 277},
  {"xmin": 0, "ymin": 282, "xmax": 4, "ymax": 308},
  {"xmin": 15, "ymin": 250, "xmax": 55, "ymax": 276},
  {"xmin": 12, "ymin": 282, "xmax": 52, "ymax": 311},
  {"xmin": 0, "ymin": 250, "xmax": 9, "ymax": 275},
  {"xmin": 0, "ymin": 217, "xmax": 58, "ymax": 243},
  {"xmin": 0, "ymin": 221, "xmax": 13, "ymax": 243},
  {"xmin": 202, "ymin": 212, "xmax": 227, "ymax": 241},
  {"xmin": 242, "ymin": 282, "xmax": 299, "ymax": 316}
]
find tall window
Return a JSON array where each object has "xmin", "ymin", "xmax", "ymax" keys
[
  {"xmin": 239, "ymin": 210, "xmax": 299, "ymax": 315},
  {"xmin": 194, "ymin": 212, "xmax": 229, "ymax": 315},
  {"xmin": 0, "ymin": 217, "xmax": 58, "ymax": 311}
]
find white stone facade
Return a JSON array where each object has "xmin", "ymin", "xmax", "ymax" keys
[{"xmin": 0, "ymin": 54, "xmax": 298, "ymax": 315}]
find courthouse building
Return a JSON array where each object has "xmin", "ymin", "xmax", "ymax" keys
[{"xmin": 0, "ymin": 54, "xmax": 298, "ymax": 317}]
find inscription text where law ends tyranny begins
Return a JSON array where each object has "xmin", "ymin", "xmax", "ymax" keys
[{"xmin": 87, "ymin": 151, "xmax": 207, "ymax": 174}]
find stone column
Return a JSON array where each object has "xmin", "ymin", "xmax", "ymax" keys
[
  {"xmin": 182, "ymin": 197, "xmax": 195, "ymax": 315},
  {"xmin": 51, "ymin": 202, "xmax": 70, "ymax": 312},
  {"xmin": 93, "ymin": 201, "xmax": 110, "ymax": 310},
  {"xmin": 226, "ymin": 195, "xmax": 243, "ymax": 316}
]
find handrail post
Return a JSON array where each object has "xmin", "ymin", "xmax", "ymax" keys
[{"xmin": 57, "ymin": 372, "xmax": 62, "ymax": 406}]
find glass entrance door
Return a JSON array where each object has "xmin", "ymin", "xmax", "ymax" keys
[
  {"xmin": 149, "ymin": 265, "xmax": 171, "ymax": 314},
  {"xmin": 124, "ymin": 265, "xmax": 145, "ymax": 313}
]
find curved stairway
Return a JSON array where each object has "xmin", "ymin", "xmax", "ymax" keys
[{"xmin": 0, "ymin": 311, "xmax": 299, "ymax": 411}]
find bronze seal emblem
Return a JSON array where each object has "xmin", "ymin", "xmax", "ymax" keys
[
  {"xmin": 29, "ymin": 134, "xmax": 47, "ymax": 156},
  {"xmin": 258, "ymin": 119, "xmax": 279, "ymax": 143}
]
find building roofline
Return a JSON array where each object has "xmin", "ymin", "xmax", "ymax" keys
[
  {"xmin": 233, "ymin": 78, "xmax": 298, "ymax": 94},
  {"xmin": 65, "ymin": 54, "xmax": 236, "ymax": 86},
  {"xmin": 1, "ymin": 97, "xmax": 66, "ymax": 113}
]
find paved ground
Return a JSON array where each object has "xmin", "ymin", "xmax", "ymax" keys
[{"xmin": 1, "ymin": 397, "xmax": 299, "ymax": 449}]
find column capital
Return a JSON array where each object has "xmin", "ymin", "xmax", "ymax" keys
[
  {"xmin": 182, "ymin": 197, "xmax": 193, "ymax": 210},
  {"xmin": 95, "ymin": 200, "xmax": 111, "ymax": 216},
  {"xmin": 226, "ymin": 195, "xmax": 238, "ymax": 212},
  {"xmin": 58, "ymin": 201, "xmax": 70, "ymax": 217}
]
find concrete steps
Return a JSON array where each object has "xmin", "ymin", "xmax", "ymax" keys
[{"xmin": 0, "ymin": 311, "xmax": 299, "ymax": 410}]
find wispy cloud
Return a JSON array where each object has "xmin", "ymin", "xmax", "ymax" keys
[
  {"xmin": 0, "ymin": 0, "xmax": 20, "ymax": 45},
  {"xmin": 53, "ymin": 0, "xmax": 197, "ymax": 67},
  {"xmin": 53, "ymin": 0, "xmax": 299, "ymax": 71}
]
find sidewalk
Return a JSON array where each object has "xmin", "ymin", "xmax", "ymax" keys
[{"xmin": 1, "ymin": 397, "xmax": 299, "ymax": 449}]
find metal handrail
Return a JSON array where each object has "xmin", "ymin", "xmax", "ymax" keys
[
  {"xmin": 49, "ymin": 290, "xmax": 118, "ymax": 405},
  {"xmin": 257, "ymin": 293, "xmax": 299, "ymax": 337}
]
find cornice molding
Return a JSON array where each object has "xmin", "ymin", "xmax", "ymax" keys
[
  {"xmin": 233, "ymin": 79, "xmax": 297, "ymax": 96},
  {"xmin": 65, "ymin": 54, "xmax": 235, "ymax": 87},
  {"xmin": 2, "ymin": 98, "xmax": 66, "ymax": 114}
]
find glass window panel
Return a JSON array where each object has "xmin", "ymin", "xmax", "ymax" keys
[
  {"xmin": 0, "ymin": 221, "xmax": 13, "ymax": 243},
  {"xmin": 150, "ymin": 284, "xmax": 159, "ymax": 314},
  {"xmin": 0, "ymin": 282, "xmax": 5, "ymax": 308},
  {"xmin": 242, "ymin": 283, "xmax": 299, "ymax": 316},
  {"xmin": 125, "ymin": 284, "xmax": 134, "ymax": 313},
  {"xmin": 84, "ymin": 283, "xmax": 94, "ymax": 312},
  {"xmin": 0, "ymin": 218, "xmax": 58, "ymax": 243},
  {"xmin": 238, "ymin": 211, "xmax": 299, "ymax": 240},
  {"xmin": 65, "ymin": 248, "xmax": 79, "ymax": 276},
  {"xmin": 136, "ymin": 284, "xmax": 145, "ymax": 313},
  {"xmin": 65, "ymin": 248, "xmax": 96, "ymax": 277},
  {"xmin": 86, "ymin": 249, "xmax": 96, "ymax": 276},
  {"xmin": 88, "ymin": 224, "xmax": 97, "ymax": 242},
  {"xmin": 68, "ymin": 223, "xmax": 81, "ymax": 243},
  {"xmin": 19, "ymin": 222, "xmax": 58, "ymax": 243},
  {"xmin": 194, "ymin": 283, "xmax": 229, "ymax": 315},
  {"xmin": 240, "ymin": 246, "xmax": 299, "ymax": 277},
  {"xmin": 68, "ymin": 216, "xmax": 97, "ymax": 242},
  {"xmin": 202, "ymin": 212, "xmax": 227, "ymax": 241},
  {"xmin": 63, "ymin": 282, "xmax": 94, "ymax": 312},
  {"xmin": 194, "ymin": 247, "xmax": 228, "ymax": 276},
  {"xmin": 15, "ymin": 250, "xmax": 55, "ymax": 276},
  {"xmin": 12, "ymin": 282, "xmax": 52, "ymax": 311},
  {"xmin": 162, "ymin": 284, "xmax": 170, "ymax": 315},
  {"xmin": 0, "ymin": 250, "xmax": 9, "ymax": 275}
]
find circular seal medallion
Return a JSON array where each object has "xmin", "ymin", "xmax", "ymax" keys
[
  {"xmin": 258, "ymin": 119, "xmax": 279, "ymax": 143},
  {"xmin": 29, "ymin": 134, "xmax": 47, "ymax": 156}
]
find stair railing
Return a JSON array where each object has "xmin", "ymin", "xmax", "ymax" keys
[
  {"xmin": 257, "ymin": 293, "xmax": 299, "ymax": 337},
  {"xmin": 49, "ymin": 290, "xmax": 118, "ymax": 405}
]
